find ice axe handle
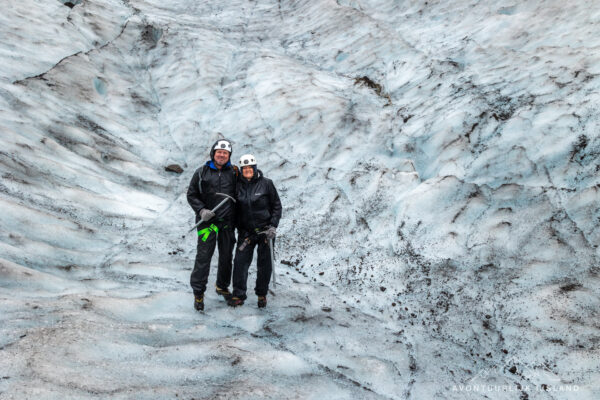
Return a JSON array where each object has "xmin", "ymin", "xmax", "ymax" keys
[
  {"xmin": 186, "ymin": 193, "xmax": 236, "ymax": 234},
  {"xmin": 269, "ymin": 237, "xmax": 276, "ymax": 288}
]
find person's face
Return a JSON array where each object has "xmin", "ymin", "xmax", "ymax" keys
[
  {"xmin": 214, "ymin": 149, "xmax": 230, "ymax": 166},
  {"xmin": 242, "ymin": 166, "xmax": 254, "ymax": 179}
]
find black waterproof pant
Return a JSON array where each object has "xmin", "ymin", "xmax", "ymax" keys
[
  {"xmin": 232, "ymin": 233, "xmax": 273, "ymax": 300},
  {"xmin": 190, "ymin": 220, "xmax": 235, "ymax": 297}
]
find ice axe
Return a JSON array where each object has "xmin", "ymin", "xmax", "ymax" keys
[
  {"xmin": 186, "ymin": 193, "xmax": 236, "ymax": 235},
  {"xmin": 268, "ymin": 237, "xmax": 276, "ymax": 289}
]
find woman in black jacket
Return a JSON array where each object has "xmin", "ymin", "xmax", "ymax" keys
[{"xmin": 228, "ymin": 154, "xmax": 282, "ymax": 308}]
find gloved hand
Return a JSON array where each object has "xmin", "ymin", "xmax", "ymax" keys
[
  {"xmin": 199, "ymin": 208, "xmax": 215, "ymax": 222},
  {"xmin": 264, "ymin": 226, "xmax": 276, "ymax": 240}
]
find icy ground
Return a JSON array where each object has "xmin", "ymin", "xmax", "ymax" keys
[{"xmin": 1, "ymin": 0, "xmax": 599, "ymax": 398}]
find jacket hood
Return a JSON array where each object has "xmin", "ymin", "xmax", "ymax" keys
[
  {"xmin": 240, "ymin": 168, "xmax": 262, "ymax": 182},
  {"xmin": 205, "ymin": 160, "xmax": 232, "ymax": 170}
]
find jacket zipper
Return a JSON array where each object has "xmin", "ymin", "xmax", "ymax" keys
[{"xmin": 245, "ymin": 179, "xmax": 257, "ymax": 230}]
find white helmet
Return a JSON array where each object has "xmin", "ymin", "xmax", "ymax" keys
[
  {"xmin": 239, "ymin": 154, "xmax": 257, "ymax": 167},
  {"xmin": 213, "ymin": 139, "xmax": 232, "ymax": 153}
]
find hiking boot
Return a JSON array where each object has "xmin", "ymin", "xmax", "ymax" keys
[
  {"xmin": 227, "ymin": 297, "xmax": 244, "ymax": 307},
  {"xmin": 194, "ymin": 295, "xmax": 204, "ymax": 311},
  {"xmin": 257, "ymin": 296, "xmax": 267, "ymax": 308},
  {"xmin": 215, "ymin": 286, "xmax": 233, "ymax": 301}
]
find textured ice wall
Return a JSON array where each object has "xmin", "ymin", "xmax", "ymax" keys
[{"xmin": 0, "ymin": 0, "xmax": 599, "ymax": 398}]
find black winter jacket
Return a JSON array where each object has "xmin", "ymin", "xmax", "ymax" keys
[
  {"xmin": 187, "ymin": 161, "xmax": 237, "ymax": 223},
  {"xmin": 235, "ymin": 170, "xmax": 282, "ymax": 232}
]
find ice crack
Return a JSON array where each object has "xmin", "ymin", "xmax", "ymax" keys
[{"xmin": 12, "ymin": 18, "xmax": 132, "ymax": 85}]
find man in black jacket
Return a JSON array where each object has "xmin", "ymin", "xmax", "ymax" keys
[
  {"xmin": 228, "ymin": 154, "xmax": 282, "ymax": 308},
  {"xmin": 187, "ymin": 139, "xmax": 238, "ymax": 311}
]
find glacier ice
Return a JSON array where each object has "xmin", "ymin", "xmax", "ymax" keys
[{"xmin": 1, "ymin": 0, "xmax": 599, "ymax": 398}]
